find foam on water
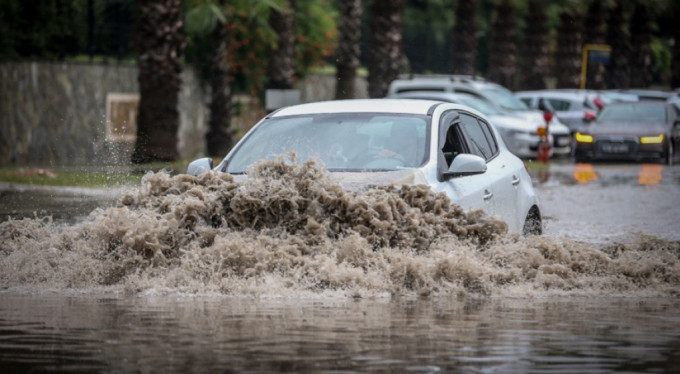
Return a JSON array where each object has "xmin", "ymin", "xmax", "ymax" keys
[{"xmin": 1, "ymin": 158, "xmax": 679, "ymax": 298}]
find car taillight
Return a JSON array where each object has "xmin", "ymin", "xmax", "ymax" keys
[
  {"xmin": 584, "ymin": 110, "xmax": 597, "ymax": 121},
  {"xmin": 593, "ymin": 97, "xmax": 604, "ymax": 110}
]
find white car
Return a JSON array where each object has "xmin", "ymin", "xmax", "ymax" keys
[
  {"xmin": 388, "ymin": 91, "xmax": 571, "ymax": 159},
  {"xmin": 188, "ymin": 99, "xmax": 542, "ymax": 235}
]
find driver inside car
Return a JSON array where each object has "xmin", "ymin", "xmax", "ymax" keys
[{"xmin": 376, "ymin": 121, "xmax": 421, "ymax": 166}]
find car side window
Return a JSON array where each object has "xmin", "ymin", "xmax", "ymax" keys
[
  {"xmin": 459, "ymin": 113, "xmax": 493, "ymax": 160},
  {"xmin": 478, "ymin": 119, "xmax": 498, "ymax": 156},
  {"xmin": 441, "ymin": 124, "xmax": 467, "ymax": 167},
  {"xmin": 547, "ymin": 98, "xmax": 571, "ymax": 111},
  {"xmin": 519, "ymin": 97, "xmax": 533, "ymax": 107}
]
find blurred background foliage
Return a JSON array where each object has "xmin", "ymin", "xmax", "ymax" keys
[{"xmin": 0, "ymin": 0, "xmax": 677, "ymax": 91}]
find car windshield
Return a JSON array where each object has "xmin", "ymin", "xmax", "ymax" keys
[
  {"xmin": 596, "ymin": 103, "xmax": 667, "ymax": 124},
  {"xmin": 456, "ymin": 95, "xmax": 503, "ymax": 115},
  {"xmin": 480, "ymin": 88, "xmax": 529, "ymax": 110},
  {"xmin": 225, "ymin": 113, "xmax": 430, "ymax": 173}
]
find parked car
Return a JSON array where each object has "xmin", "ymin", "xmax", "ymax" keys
[
  {"xmin": 388, "ymin": 91, "xmax": 571, "ymax": 158},
  {"xmin": 573, "ymin": 101, "xmax": 680, "ymax": 164},
  {"xmin": 187, "ymin": 99, "xmax": 543, "ymax": 234},
  {"xmin": 515, "ymin": 89, "xmax": 606, "ymax": 132},
  {"xmin": 387, "ymin": 75, "xmax": 529, "ymax": 112}
]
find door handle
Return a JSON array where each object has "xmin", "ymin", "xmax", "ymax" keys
[
  {"xmin": 483, "ymin": 189, "xmax": 493, "ymax": 201},
  {"xmin": 512, "ymin": 175, "xmax": 520, "ymax": 186}
]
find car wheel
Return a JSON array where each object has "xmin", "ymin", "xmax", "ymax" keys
[
  {"xmin": 665, "ymin": 141, "xmax": 674, "ymax": 166},
  {"xmin": 522, "ymin": 206, "xmax": 542, "ymax": 236}
]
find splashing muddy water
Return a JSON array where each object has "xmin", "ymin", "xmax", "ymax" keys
[{"xmin": 1, "ymin": 158, "xmax": 679, "ymax": 298}]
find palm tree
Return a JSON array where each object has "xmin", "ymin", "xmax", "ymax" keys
[
  {"xmin": 584, "ymin": 0, "xmax": 606, "ymax": 89},
  {"xmin": 367, "ymin": 0, "xmax": 404, "ymax": 98},
  {"xmin": 605, "ymin": 1, "xmax": 630, "ymax": 89},
  {"xmin": 519, "ymin": 0, "xmax": 548, "ymax": 90},
  {"xmin": 487, "ymin": 0, "xmax": 516, "ymax": 89},
  {"xmin": 335, "ymin": 0, "xmax": 362, "ymax": 99},
  {"xmin": 186, "ymin": 0, "xmax": 233, "ymax": 157},
  {"xmin": 206, "ymin": 7, "xmax": 233, "ymax": 157},
  {"xmin": 629, "ymin": 2, "xmax": 652, "ymax": 88},
  {"xmin": 132, "ymin": 0, "xmax": 185, "ymax": 163},
  {"xmin": 555, "ymin": 9, "xmax": 582, "ymax": 89},
  {"xmin": 267, "ymin": 0, "xmax": 296, "ymax": 90},
  {"xmin": 451, "ymin": 0, "xmax": 477, "ymax": 75}
]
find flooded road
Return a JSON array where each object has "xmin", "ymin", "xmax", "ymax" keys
[
  {"xmin": 1, "ymin": 160, "xmax": 679, "ymax": 372},
  {"xmin": 1, "ymin": 294, "xmax": 679, "ymax": 373},
  {"xmin": 534, "ymin": 161, "xmax": 680, "ymax": 242},
  {"xmin": 0, "ymin": 182, "xmax": 120, "ymax": 224}
]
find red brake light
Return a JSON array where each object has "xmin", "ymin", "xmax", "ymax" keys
[
  {"xmin": 593, "ymin": 97, "xmax": 604, "ymax": 110},
  {"xmin": 584, "ymin": 110, "xmax": 597, "ymax": 121}
]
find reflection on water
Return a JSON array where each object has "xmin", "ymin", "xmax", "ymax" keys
[
  {"xmin": 539, "ymin": 162, "xmax": 667, "ymax": 187},
  {"xmin": 638, "ymin": 164, "xmax": 663, "ymax": 186},
  {"xmin": 0, "ymin": 294, "xmax": 679, "ymax": 373},
  {"xmin": 573, "ymin": 163, "xmax": 599, "ymax": 184}
]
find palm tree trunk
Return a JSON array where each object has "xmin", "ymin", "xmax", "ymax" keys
[
  {"xmin": 132, "ymin": 0, "xmax": 185, "ymax": 163},
  {"xmin": 605, "ymin": 2, "xmax": 630, "ymax": 89},
  {"xmin": 672, "ymin": 3, "xmax": 680, "ymax": 88},
  {"xmin": 267, "ymin": 1, "xmax": 296, "ymax": 90},
  {"xmin": 335, "ymin": 0, "xmax": 362, "ymax": 99},
  {"xmin": 206, "ymin": 20, "xmax": 233, "ymax": 157},
  {"xmin": 367, "ymin": 0, "xmax": 404, "ymax": 98},
  {"xmin": 519, "ymin": 0, "xmax": 548, "ymax": 90},
  {"xmin": 487, "ymin": 0, "xmax": 517, "ymax": 89},
  {"xmin": 555, "ymin": 9, "xmax": 582, "ymax": 89},
  {"xmin": 629, "ymin": 3, "xmax": 652, "ymax": 88},
  {"xmin": 451, "ymin": 0, "xmax": 478, "ymax": 75}
]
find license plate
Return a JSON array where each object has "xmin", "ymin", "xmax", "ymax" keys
[{"xmin": 601, "ymin": 143, "xmax": 628, "ymax": 153}]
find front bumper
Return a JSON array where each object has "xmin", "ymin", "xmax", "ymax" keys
[{"xmin": 574, "ymin": 137, "xmax": 666, "ymax": 161}]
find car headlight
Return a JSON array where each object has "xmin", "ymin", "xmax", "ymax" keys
[
  {"xmin": 575, "ymin": 132, "xmax": 593, "ymax": 143},
  {"xmin": 640, "ymin": 134, "xmax": 664, "ymax": 144}
]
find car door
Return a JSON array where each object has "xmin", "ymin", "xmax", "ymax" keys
[
  {"xmin": 458, "ymin": 113, "xmax": 521, "ymax": 230},
  {"xmin": 434, "ymin": 111, "xmax": 521, "ymax": 230}
]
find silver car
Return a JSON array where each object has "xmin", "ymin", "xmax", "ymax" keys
[
  {"xmin": 515, "ymin": 89, "xmax": 605, "ymax": 133},
  {"xmin": 387, "ymin": 76, "xmax": 571, "ymax": 157},
  {"xmin": 188, "ymin": 99, "xmax": 542, "ymax": 234},
  {"xmin": 388, "ymin": 91, "xmax": 571, "ymax": 159}
]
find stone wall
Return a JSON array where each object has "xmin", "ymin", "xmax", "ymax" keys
[
  {"xmin": 0, "ymin": 62, "xmax": 366, "ymax": 167},
  {"xmin": 0, "ymin": 62, "xmax": 208, "ymax": 166}
]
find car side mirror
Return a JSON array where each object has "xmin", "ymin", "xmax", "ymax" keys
[
  {"xmin": 187, "ymin": 157, "xmax": 214, "ymax": 176},
  {"xmin": 442, "ymin": 154, "xmax": 487, "ymax": 179}
]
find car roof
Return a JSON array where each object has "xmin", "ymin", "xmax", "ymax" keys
[
  {"xmin": 515, "ymin": 90, "xmax": 597, "ymax": 100},
  {"xmin": 608, "ymin": 89, "xmax": 672, "ymax": 101},
  {"xmin": 389, "ymin": 91, "xmax": 472, "ymax": 101},
  {"xmin": 606, "ymin": 100, "xmax": 668, "ymax": 107},
  {"xmin": 269, "ymin": 99, "xmax": 443, "ymax": 117},
  {"xmin": 387, "ymin": 75, "xmax": 504, "ymax": 95}
]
